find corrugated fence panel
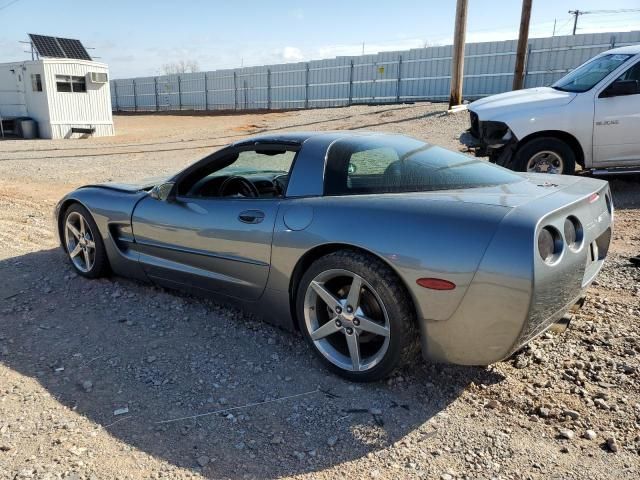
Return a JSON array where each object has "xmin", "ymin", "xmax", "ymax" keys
[
  {"xmin": 133, "ymin": 76, "xmax": 156, "ymax": 111},
  {"xmin": 308, "ymin": 57, "xmax": 351, "ymax": 108},
  {"xmin": 270, "ymin": 62, "xmax": 307, "ymax": 109},
  {"xmin": 111, "ymin": 30, "xmax": 640, "ymax": 112},
  {"xmin": 207, "ymin": 70, "xmax": 236, "ymax": 109},
  {"xmin": 156, "ymin": 75, "xmax": 179, "ymax": 110},
  {"xmin": 179, "ymin": 72, "xmax": 206, "ymax": 110}
]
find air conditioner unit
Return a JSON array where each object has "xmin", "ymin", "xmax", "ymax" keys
[{"xmin": 88, "ymin": 72, "xmax": 108, "ymax": 83}]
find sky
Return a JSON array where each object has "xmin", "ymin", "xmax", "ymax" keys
[{"xmin": 1, "ymin": 0, "xmax": 640, "ymax": 78}]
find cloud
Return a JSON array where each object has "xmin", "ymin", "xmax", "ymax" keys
[
  {"xmin": 316, "ymin": 38, "xmax": 427, "ymax": 58},
  {"xmin": 282, "ymin": 46, "xmax": 304, "ymax": 62}
]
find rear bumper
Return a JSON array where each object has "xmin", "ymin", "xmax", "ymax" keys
[
  {"xmin": 419, "ymin": 180, "xmax": 612, "ymax": 366},
  {"xmin": 420, "ymin": 273, "xmax": 596, "ymax": 366}
]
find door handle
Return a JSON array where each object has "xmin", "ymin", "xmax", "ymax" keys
[{"xmin": 238, "ymin": 210, "xmax": 265, "ymax": 224}]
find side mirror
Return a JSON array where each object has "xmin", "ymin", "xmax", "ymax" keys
[
  {"xmin": 601, "ymin": 79, "xmax": 639, "ymax": 98},
  {"xmin": 149, "ymin": 182, "xmax": 176, "ymax": 202}
]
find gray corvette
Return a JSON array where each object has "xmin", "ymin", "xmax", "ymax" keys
[{"xmin": 55, "ymin": 132, "xmax": 613, "ymax": 381}]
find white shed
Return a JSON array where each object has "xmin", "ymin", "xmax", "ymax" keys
[{"xmin": 0, "ymin": 58, "xmax": 114, "ymax": 139}]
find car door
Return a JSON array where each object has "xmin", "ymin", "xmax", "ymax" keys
[
  {"xmin": 593, "ymin": 58, "xmax": 640, "ymax": 167},
  {"xmin": 130, "ymin": 146, "xmax": 297, "ymax": 300}
]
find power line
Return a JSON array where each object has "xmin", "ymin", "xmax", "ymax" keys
[
  {"xmin": 569, "ymin": 8, "xmax": 640, "ymax": 34},
  {"xmin": 0, "ymin": 0, "xmax": 22, "ymax": 12},
  {"xmin": 582, "ymin": 9, "xmax": 640, "ymax": 15}
]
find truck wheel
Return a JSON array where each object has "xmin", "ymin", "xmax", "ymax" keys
[
  {"xmin": 513, "ymin": 137, "xmax": 576, "ymax": 175},
  {"xmin": 296, "ymin": 250, "xmax": 420, "ymax": 382}
]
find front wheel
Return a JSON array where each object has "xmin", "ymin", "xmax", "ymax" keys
[
  {"xmin": 512, "ymin": 137, "xmax": 576, "ymax": 175},
  {"xmin": 62, "ymin": 204, "xmax": 109, "ymax": 278},
  {"xmin": 296, "ymin": 250, "xmax": 419, "ymax": 382}
]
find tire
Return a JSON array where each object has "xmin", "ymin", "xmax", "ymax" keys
[
  {"xmin": 62, "ymin": 203, "xmax": 109, "ymax": 278},
  {"xmin": 296, "ymin": 250, "xmax": 420, "ymax": 382},
  {"xmin": 512, "ymin": 137, "xmax": 576, "ymax": 175}
]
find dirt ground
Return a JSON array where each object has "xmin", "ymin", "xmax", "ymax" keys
[{"xmin": 0, "ymin": 104, "xmax": 638, "ymax": 480}]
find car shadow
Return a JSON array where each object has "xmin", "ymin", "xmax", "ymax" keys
[{"xmin": 0, "ymin": 248, "xmax": 504, "ymax": 479}]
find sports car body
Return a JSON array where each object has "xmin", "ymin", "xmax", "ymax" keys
[{"xmin": 55, "ymin": 132, "xmax": 613, "ymax": 381}]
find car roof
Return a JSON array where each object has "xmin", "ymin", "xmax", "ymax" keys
[
  {"xmin": 231, "ymin": 130, "xmax": 412, "ymax": 148},
  {"xmin": 603, "ymin": 44, "xmax": 640, "ymax": 55}
]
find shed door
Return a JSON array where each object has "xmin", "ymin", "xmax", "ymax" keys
[{"xmin": 15, "ymin": 70, "xmax": 26, "ymax": 113}]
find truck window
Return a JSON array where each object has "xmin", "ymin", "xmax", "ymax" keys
[
  {"xmin": 552, "ymin": 54, "xmax": 632, "ymax": 93},
  {"xmin": 617, "ymin": 61, "xmax": 640, "ymax": 82}
]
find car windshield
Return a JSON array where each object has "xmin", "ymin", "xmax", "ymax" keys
[
  {"xmin": 552, "ymin": 54, "xmax": 632, "ymax": 93},
  {"xmin": 324, "ymin": 136, "xmax": 522, "ymax": 195}
]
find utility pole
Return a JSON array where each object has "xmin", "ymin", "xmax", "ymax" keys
[
  {"xmin": 569, "ymin": 9, "xmax": 583, "ymax": 35},
  {"xmin": 552, "ymin": 18, "xmax": 556, "ymax": 36},
  {"xmin": 449, "ymin": 0, "xmax": 468, "ymax": 108},
  {"xmin": 513, "ymin": 0, "xmax": 533, "ymax": 90}
]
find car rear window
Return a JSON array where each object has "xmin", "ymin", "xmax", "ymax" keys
[{"xmin": 324, "ymin": 135, "xmax": 522, "ymax": 195}]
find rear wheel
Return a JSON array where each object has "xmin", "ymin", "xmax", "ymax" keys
[
  {"xmin": 513, "ymin": 137, "xmax": 576, "ymax": 175},
  {"xmin": 296, "ymin": 250, "xmax": 419, "ymax": 382},
  {"xmin": 62, "ymin": 204, "xmax": 109, "ymax": 278}
]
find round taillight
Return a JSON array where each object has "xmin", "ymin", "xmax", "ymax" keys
[
  {"xmin": 538, "ymin": 226, "xmax": 562, "ymax": 264},
  {"xmin": 564, "ymin": 216, "xmax": 583, "ymax": 251}
]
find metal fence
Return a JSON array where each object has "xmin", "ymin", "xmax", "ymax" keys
[{"xmin": 111, "ymin": 30, "xmax": 640, "ymax": 112}]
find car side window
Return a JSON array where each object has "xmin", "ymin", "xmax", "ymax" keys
[{"xmin": 177, "ymin": 148, "xmax": 297, "ymax": 199}]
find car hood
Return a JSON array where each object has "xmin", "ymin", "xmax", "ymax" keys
[
  {"xmin": 469, "ymin": 87, "xmax": 577, "ymax": 120},
  {"xmin": 79, "ymin": 176, "xmax": 169, "ymax": 193}
]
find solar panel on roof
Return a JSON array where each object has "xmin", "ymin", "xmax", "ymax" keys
[
  {"xmin": 28, "ymin": 34, "xmax": 92, "ymax": 61},
  {"xmin": 57, "ymin": 37, "xmax": 92, "ymax": 61},
  {"xmin": 29, "ymin": 34, "xmax": 65, "ymax": 58}
]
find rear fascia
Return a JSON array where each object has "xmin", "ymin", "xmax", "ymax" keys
[
  {"xmin": 516, "ymin": 179, "xmax": 612, "ymax": 348},
  {"xmin": 422, "ymin": 177, "xmax": 612, "ymax": 365}
]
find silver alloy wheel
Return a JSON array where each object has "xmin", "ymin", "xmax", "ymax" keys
[
  {"xmin": 526, "ymin": 150, "xmax": 564, "ymax": 174},
  {"xmin": 303, "ymin": 269, "xmax": 390, "ymax": 372},
  {"xmin": 64, "ymin": 211, "xmax": 96, "ymax": 273}
]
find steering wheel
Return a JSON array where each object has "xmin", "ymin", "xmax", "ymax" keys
[
  {"xmin": 219, "ymin": 176, "xmax": 260, "ymax": 198},
  {"xmin": 273, "ymin": 174, "xmax": 289, "ymax": 196}
]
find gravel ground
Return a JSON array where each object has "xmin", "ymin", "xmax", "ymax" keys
[{"xmin": 0, "ymin": 103, "xmax": 638, "ymax": 480}]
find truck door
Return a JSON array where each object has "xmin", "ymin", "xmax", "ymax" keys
[{"xmin": 593, "ymin": 59, "xmax": 640, "ymax": 167}]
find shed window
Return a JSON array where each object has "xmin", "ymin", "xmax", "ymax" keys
[
  {"xmin": 56, "ymin": 75, "xmax": 86, "ymax": 93},
  {"xmin": 31, "ymin": 74, "xmax": 42, "ymax": 92}
]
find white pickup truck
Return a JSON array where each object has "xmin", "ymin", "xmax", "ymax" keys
[{"xmin": 468, "ymin": 45, "xmax": 640, "ymax": 175}]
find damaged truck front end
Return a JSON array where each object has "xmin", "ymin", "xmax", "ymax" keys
[{"xmin": 468, "ymin": 110, "xmax": 518, "ymax": 167}]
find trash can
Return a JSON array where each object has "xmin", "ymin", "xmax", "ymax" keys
[{"xmin": 17, "ymin": 118, "xmax": 38, "ymax": 139}]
